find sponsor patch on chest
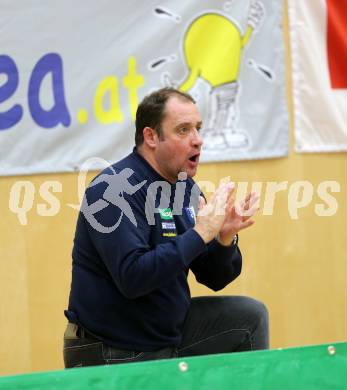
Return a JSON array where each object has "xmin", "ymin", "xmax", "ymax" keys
[
  {"xmin": 158, "ymin": 208, "xmax": 173, "ymax": 220},
  {"xmin": 158, "ymin": 209, "xmax": 177, "ymax": 237},
  {"xmin": 162, "ymin": 232, "xmax": 177, "ymax": 237},
  {"xmin": 161, "ymin": 222, "xmax": 176, "ymax": 230}
]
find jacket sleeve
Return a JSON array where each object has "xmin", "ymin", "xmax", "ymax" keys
[
  {"xmin": 81, "ymin": 183, "xmax": 207, "ymax": 299},
  {"xmin": 189, "ymin": 238, "xmax": 242, "ymax": 291}
]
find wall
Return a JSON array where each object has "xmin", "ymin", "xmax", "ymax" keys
[{"xmin": 1, "ymin": 3, "xmax": 346, "ymax": 376}]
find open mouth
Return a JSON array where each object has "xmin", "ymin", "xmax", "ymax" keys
[{"xmin": 188, "ymin": 154, "xmax": 200, "ymax": 163}]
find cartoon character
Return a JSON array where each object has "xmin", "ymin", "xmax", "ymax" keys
[{"xmin": 179, "ymin": 0, "xmax": 265, "ymax": 149}]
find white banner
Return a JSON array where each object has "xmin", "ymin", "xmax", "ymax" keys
[
  {"xmin": 289, "ymin": 0, "xmax": 347, "ymax": 153},
  {"xmin": 0, "ymin": 0, "xmax": 288, "ymax": 175}
]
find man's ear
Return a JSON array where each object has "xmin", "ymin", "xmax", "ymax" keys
[{"xmin": 143, "ymin": 127, "xmax": 158, "ymax": 149}]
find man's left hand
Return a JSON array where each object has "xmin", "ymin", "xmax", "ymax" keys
[{"xmin": 217, "ymin": 191, "xmax": 260, "ymax": 246}]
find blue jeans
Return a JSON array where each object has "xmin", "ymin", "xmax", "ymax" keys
[{"xmin": 63, "ymin": 296, "xmax": 269, "ymax": 367}]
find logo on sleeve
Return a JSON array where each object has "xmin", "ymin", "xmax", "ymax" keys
[{"xmin": 184, "ymin": 206, "xmax": 196, "ymax": 225}]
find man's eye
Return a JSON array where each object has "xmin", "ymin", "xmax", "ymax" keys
[{"xmin": 179, "ymin": 127, "xmax": 190, "ymax": 134}]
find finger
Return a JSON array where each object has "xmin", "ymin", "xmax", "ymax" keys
[
  {"xmin": 239, "ymin": 191, "xmax": 254, "ymax": 210},
  {"xmin": 199, "ymin": 185, "xmax": 228, "ymax": 217},
  {"xmin": 249, "ymin": 192, "xmax": 260, "ymax": 207},
  {"xmin": 249, "ymin": 191, "xmax": 260, "ymax": 202},
  {"xmin": 246, "ymin": 191, "xmax": 259, "ymax": 202},
  {"xmin": 239, "ymin": 219, "xmax": 256, "ymax": 231},
  {"xmin": 234, "ymin": 201, "xmax": 244, "ymax": 216},
  {"xmin": 213, "ymin": 183, "xmax": 230, "ymax": 215},
  {"xmin": 243, "ymin": 192, "xmax": 256, "ymax": 211},
  {"xmin": 241, "ymin": 193, "xmax": 260, "ymax": 216},
  {"xmin": 225, "ymin": 184, "xmax": 235, "ymax": 210},
  {"xmin": 199, "ymin": 184, "xmax": 224, "ymax": 216},
  {"xmin": 198, "ymin": 201, "xmax": 213, "ymax": 216},
  {"xmin": 198, "ymin": 196, "xmax": 206, "ymax": 210},
  {"xmin": 198, "ymin": 195, "xmax": 215, "ymax": 217},
  {"xmin": 243, "ymin": 197, "xmax": 261, "ymax": 217},
  {"xmin": 227, "ymin": 195, "xmax": 235, "ymax": 214},
  {"xmin": 242, "ymin": 206, "xmax": 258, "ymax": 220},
  {"xmin": 207, "ymin": 183, "xmax": 227, "ymax": 206},
  {"xmin": 245, "ymin": 192, "xmax": 252, "ymax": 203},
  {"xmin": 206, "ymin": 182, "xmax": 234, "ymax": 218},
  {"xmin": 226, "ymin": 182, "xmax": 235, "ymax": 203}
]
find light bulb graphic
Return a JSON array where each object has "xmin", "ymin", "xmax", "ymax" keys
[
  {"xmin": 179, "ymin": 1, "xmax": 265, "ymax": 150},
  {"xmin": 180, "ymin": 14, "xmax": 247, "ymax": 91}
]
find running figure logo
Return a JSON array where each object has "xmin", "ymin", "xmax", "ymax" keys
[{"xmin": 81, "ymin": 167, "xmax": 146, "ymax": 233}]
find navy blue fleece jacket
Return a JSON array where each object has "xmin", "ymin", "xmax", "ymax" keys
[{"xmin": 65, "ymin": 149, "xmax": 242, "ymax": 351}]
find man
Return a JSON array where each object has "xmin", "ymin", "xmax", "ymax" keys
[{"xmin": 63, "ymin": 87, "xmax": 269, "ymax": 368}]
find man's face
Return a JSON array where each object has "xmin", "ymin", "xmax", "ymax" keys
[{"xmin": 153, "ymin": 96, "xmax": 203, "ymax": 182}]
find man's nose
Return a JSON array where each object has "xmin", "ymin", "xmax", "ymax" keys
[{"xmin": 191, "ymin": 128, "xmax": 203, "ymax": 147}]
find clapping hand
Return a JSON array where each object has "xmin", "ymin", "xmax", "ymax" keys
[{"xmin": 217, "ymin": 191, "xmax": 260, "ymax": 246}]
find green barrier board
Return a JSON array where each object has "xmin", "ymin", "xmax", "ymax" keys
[{"xmin": 1, "ymin": 342, "xmax": 347, "ymax": 389}]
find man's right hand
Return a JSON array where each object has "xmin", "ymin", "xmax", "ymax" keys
[{"xmin": 193, "ymin": 183, "xmax": 234, "ymax": 244}]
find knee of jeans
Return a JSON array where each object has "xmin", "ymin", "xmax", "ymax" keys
[
  {"xmin": 244, "ymin": 297, "xmax": 269, "ymax": 326},
  {"xmin": 255, "ymin": 301, "xmax": 269, "ymax": 330}
]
